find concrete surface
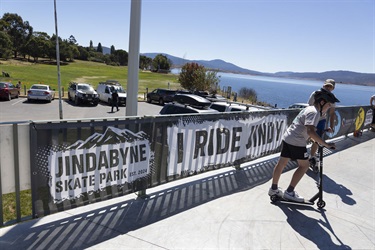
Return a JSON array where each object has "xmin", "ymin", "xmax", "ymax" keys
[{"xmin": 0, "ymin": 131, "xmax": 374, "ymax": 250}]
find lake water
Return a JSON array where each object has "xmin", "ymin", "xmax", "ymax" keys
[
  {"xmin": 219, "ymin": 72, "xmax": 375, "ymax": 108},
  {"xmin": 171, "ymin": 69, "xmax": 375, "ymax": 108}
]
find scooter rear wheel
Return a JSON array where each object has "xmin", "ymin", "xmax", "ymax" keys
[
  {"xmin": 270, "ymin": 195, "xmax": 279, "ymax": 202},
  {"xmin": 317, "ymin": 200, "xmax": 326, "ymax": 208}
]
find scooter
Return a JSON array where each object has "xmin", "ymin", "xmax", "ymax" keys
[{"xmin": 270, "ymin": 145, "xmax": 331, "ymax": 209}]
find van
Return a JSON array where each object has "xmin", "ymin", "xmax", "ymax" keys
[{"xmin": 97, "ymin": 80, "xmax": 127, "ymax": 106}]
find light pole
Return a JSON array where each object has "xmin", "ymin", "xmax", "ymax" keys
[
  {"xmin": 54, "ymin": 0, "xmax": 63, "ymax": 119},
  {"xmin": 126, "ymin": 0, "xmax": 142, "ymax": 116}
]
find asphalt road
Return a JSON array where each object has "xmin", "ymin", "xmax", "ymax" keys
[{"xmin": 0, "ymin": 97, "xmax": 164, "ymax": 123}]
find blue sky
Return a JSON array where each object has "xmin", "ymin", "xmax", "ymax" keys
[{"xmin": 1, "ymin": 0, "xmax": 374, "ymax": 73}]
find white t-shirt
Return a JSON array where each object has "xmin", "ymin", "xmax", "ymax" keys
[{"xmin": 283, "ymin": 105, "xmax": 321, "ymax": 147}]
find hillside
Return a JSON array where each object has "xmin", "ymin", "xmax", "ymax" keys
[{"xmin": 143, "ymin": 53, "xmax": 374, "ymax": 86}]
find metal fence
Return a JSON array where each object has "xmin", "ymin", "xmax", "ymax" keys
[{"xmin": 1, "ymin": 105, "xmax": 372, "ymax": 226}]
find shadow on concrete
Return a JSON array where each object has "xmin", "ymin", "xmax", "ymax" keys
[
  {"xmin": 0, "ymin": 155, "xmax": 290, "ymax": 249},
  {"xmin": 279, "ymin": 205, "xmax": 351, "ymax": 249}
]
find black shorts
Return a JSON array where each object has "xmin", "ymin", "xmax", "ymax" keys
[{"xmin": 280, "ymin": 141, "xmax": 308, "ymax": 160}]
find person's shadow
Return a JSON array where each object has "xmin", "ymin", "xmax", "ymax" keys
[
  {"xmin": 279, "ymin": 205, "xmax": 351, "ymax": 249},
  {"xmin": 306, "ymin": 171, "xmax": 356, "ymax": 206}
]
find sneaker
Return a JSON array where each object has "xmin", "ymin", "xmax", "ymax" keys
[
  {"xmin": 283, "ymin": 191, "xmax": 304, "ymax": 202},
  {"xmin": 268, "ymin": 187, "xmax": 283, "ymax": 198}
]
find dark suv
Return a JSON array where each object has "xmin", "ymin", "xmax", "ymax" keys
[
  {"xmin": 68, "ymin": 82, "xmax": 99, "ymax": 106},
  {"xmin": 159, "ymin": 93, "xmax": 219, "ymax": 115},
  {"xmin": 146, "ymin": 88, "xmax": 177, "ymax": 105}
]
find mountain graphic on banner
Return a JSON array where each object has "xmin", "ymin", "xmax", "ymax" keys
[{"xmin": 67, "ymin": 127, "xmax": 148, "ymax": 150}]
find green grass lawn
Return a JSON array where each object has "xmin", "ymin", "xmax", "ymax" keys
[{"xmin": 0, "ymin": 58, "xmax": 181, "ymax": 92}]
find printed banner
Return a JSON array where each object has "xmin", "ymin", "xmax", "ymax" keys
[
  {"xmin": 48, "ymin": 127, "xmax": 152, "ymax": 203},
  {"xmin": 326, "ymin": 106, "xmax": 372, "ymax": 139},
  {"xmin": 31, "ymin": 125, "xmax": 154, "ymax": 206},
  {"xmin": 30, "ymin": 106, "xmax": 370, "ymax": 216},
  {"xmin": 166, "ymin": 113, "xmax": 288, "ymax": 176}
]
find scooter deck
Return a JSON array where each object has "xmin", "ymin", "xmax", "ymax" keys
[{"xmin": 270, "ymin": 195, "xmax": 314, "ymax": 205}]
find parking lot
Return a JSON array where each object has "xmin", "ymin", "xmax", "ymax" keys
[{"xmin": 0, "ymin": 97, "xmax": 163, "ymax": 123}]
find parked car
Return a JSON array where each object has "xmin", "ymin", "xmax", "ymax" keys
[
  {"xmin": 147, "ymin": 88, "xmax": 177, "ymax": 105},
  {"xmin": 194, "ymin": 90, "xmax": 209, "ymax": 98},
  {"xmin": 173, "ymin": 93, "xmax": 211, "ymax": 108},
  {"xmin": 0, "ymin": 81, "xmax": 19, "ymax": 101},
  {"xmin": 205, "ymin": 94, "xmax": 227, "ymax": 102},
  {"xmin": 288, "ymin": 103, "xmax": 309, "ymax": 109},
  {"xmin": 27, "ymin": 84, "xmax": 55, "ymax": 103},
  {"xmin": 210, "ymin": 102, "xmax": 268, "ymax": 112},
  {"xmin": 97, "ymin": 80, "xmax": 127, "ymax": 106},
  {"xmin": 159, "ymin": 93, "xmax": 219, "ymax": 115},
  {"xmin": 68, "ymin": 82, "xmax": 99, "ymax": 106}
]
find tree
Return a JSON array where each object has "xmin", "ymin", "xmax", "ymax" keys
[
  {"xmin": 89, "ymin": 40, "xmax": 94, "ymax": 50},
  {"xmin": 151, "ymin": 54, "xmax": 171, "ymax": 72},
  {"xmin": 114, "ymin": 49, "xmax": 128, "ymax": 66},
  {"xmin": 0, "ymin": 31, "xmax": 12, "ymax": 59},
  {"xmin": 238, "ymin": 87, "xmax": 257, "ymax": 103},
  {"xmin": 68, "ymin": 35, "xmax": 77, "ymax": 44},
  {"xmin": 67, "ymin": 43, "xmax": 79, "ymax": 61},
  {"xmin": 48, "ymin": 35, "xmax": 78, "ymax": 62},
  {"xmin": 97, "ymin": 42, "xmax": 103, "ymax": 53},
  {"xmin": 178, "ymin": 62, "xmax": 207, "ymax": 92},
  {"xmin": 25, "ymin": 31, "xmax": 51, "ymax": 62},
  {"xmin": 76, "ymin": 45, "xmax": 89, "ymax": 60},
  {"xmin": 110, "ymin": 45, "xmax": 115, "ymax": 55},
  {"xmin": 139, "ymin": 55, "xmax": 152, "ymax": 70},
  {"xmin": 205, "ymin": 71, "xmax": 221, "ymax": 93},
  {"xmin": 1, "ymin": 13, "xmax": 33, "ymax": 58}
]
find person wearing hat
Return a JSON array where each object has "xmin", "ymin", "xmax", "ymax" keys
[
  {"xmin": 306, "ymin": 79, "xmax": 337, "ymax": 168},
  {"xmin": 111, "ymin": 87, "xmax": 119, "ymax": 113},
  {"xmin": 268, "ymin": 90, "xmax": 339, "ymax": 202}
]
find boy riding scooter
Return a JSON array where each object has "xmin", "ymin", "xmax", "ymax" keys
[{"xmin": 268, "ymin": 90, "xmax": 340, "ymax": 202}]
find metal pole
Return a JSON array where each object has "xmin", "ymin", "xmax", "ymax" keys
[
  {"xmin": 126, "ymin": 0, "xmax": 142, "ymax": 116},
  {"xmin": 54, "ymin": 0, "xmax": 63, "ymax": 119}
]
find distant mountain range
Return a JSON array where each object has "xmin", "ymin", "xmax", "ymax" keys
[{"xmin": 142, "ymin": 53, "xmax": 374, "ymax": 86}]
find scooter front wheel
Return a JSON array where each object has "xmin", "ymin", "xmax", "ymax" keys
[{"xmin": 317, "ymin": 200, "xmax": 326, "ymax": 209}]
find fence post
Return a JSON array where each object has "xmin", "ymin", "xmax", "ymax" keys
[
  {"xmin": 12, "ymin": 124, "xmax": 21, "ymax": 223},
  {"xmin": 137, "ymin": 190, "xmax": 147, "ymax": 198}
]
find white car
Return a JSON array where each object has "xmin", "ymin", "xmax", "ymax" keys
[
  {"xmin": 67, "ymin": 82, "xmax": 100, "ymax": 106},
  {"xmin": 97, "ymin": 81, "xmax": 127, "ymax": 106},
  {"xmin": 288, "ymin": 103, "xmax": 309, "ymax": 109},
  {"xmin": 27, "ymin": 84, "xmax": 55, "ymax": 102},
  {"xmin": 210, "ymin": 102, "xmax": 269, "ymax": 112}
]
